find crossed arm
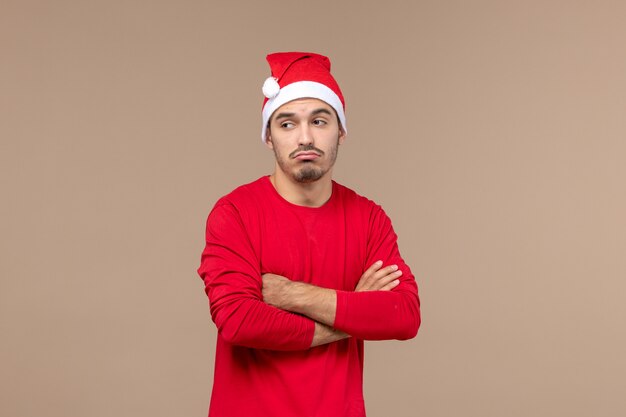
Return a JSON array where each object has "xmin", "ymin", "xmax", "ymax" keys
[
  {"xmin": 262, "ymin": 261, "xmax": 403, "ymax": 347},
  {"xmin": 199, "ymin": 202, "xmax": 420, "ymax": 351}
]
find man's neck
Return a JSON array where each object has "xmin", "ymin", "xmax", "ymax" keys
[{"xmin": 269, "ymin": 170, "xmax": 333, "ymax": 208}]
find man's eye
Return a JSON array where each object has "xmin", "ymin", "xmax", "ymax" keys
[
  {"xmin": 281, "ymin": 122, "xmax": 294, "ymax": 128},
  {"xmin": 312, "ymin": 119, "xmax": 327, "ymax": 126}
]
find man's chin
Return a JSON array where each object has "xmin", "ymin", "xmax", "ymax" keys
[{"xmin": 294, "ymin": 167, "xmax": 324, "ymax": 183}]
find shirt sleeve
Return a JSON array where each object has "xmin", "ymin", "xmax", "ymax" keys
[
  {"xmin": 333, "ymin": 205, "xmax": 421, "ymax": 340},
  {"xmin": 197, "ymin": 201, "xmax": 315, "ymax": 350}
]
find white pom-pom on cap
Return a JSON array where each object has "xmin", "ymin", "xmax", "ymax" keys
[{"xmin": 262, "ymin": 77, "xmax": 280, "ymax": 99}]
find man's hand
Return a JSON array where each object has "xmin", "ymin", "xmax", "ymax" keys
[
  {"xmin": 355, "ymin": 260, "xmax": 402, "ymax": 292},
  {"xmin": 311, "ymin": 322, "xmax": 349, "ymax": 347}
]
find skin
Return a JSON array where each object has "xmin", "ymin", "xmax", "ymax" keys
[
  {"xmin": 265, "ymin": 98, "xmax": 345, "ymax": 207},
  {"xmin": 262, "ymin": 98, "xmax": 401, "ymax": 347},
  {"xmin": 263, "ymin": 262, "xmax": 403, "ymax": 346}
]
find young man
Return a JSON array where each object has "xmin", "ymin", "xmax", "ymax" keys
[{"xmin": 197, "ymin": 52, "xmax": 420, "ymax": 417}]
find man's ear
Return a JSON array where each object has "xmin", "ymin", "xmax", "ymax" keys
[
  {"xmin": 265, "ymin": 128, "xmax": 274, "ymax": 149},
  {"xmin": 338, "ymin": 126, "xmax": 347, "ymax": 145}
]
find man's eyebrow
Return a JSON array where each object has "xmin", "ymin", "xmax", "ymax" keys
[
  {"xmin": 311, "ymin": 108, "xmax": 333, "ymax": 116},
  {"xmin": 273, "ymin": 108, "xmax": 333, "ymax": 122},
  {"xmin": 273, "ymin": 112, "xmax": 296, "ymax": 120}
]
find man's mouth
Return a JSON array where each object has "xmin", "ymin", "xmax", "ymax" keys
[
  {"xmin": 289, "ymin": 146, "xmax": 324, "ymax": 160},
  {"xmin": 293, "ymin": 151, "xmax": 321, "ymax": 161}
]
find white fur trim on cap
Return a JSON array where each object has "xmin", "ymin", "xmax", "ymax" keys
[{"xmin": 261, "ymin": 81, "xmax": 347, "ymax": 143}]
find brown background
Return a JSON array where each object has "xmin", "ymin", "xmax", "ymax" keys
[{"xmin": 2, "ymin": 1, "xmax": 625, "ymax": 416}]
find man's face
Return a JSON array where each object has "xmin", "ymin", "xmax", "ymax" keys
[{"xmin": 266, "ymin": 98, "xmax": 346, "ymax": 183}]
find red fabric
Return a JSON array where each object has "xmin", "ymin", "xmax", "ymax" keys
[
  {"xmin": 262, "ymin": 52, "xmax": 345, "ymax": 109},
  {"xmin": 197, "ymin": 176, "xmax": 420, "ymax": 417}
]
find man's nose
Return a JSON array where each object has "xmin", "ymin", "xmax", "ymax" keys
[{"xmin": 298, "ymin": 124, "xmax": 313, "ymax": 145}]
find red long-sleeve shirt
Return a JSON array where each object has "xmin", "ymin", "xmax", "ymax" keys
[{"xmin": 197, "ymin": 176, "xmax": 420, "ymax": 417}]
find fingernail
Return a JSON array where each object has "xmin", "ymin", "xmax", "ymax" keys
[
  {"xmin": 376, "ymin": 260, "xmax": 383, "ymax": 266},
  {"xmin": 391, "ymin": 265, "xmax": 398, "ymax": 271},
  {"xmin": 393, "ymin": 279, "xmax": 400, "ymax": 285},
  {"xmin": 395, "ymin": 270, "xmax": 403, "ymax": 276}
]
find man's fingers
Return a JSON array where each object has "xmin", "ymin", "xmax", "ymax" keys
[
  {"xmin": 371, "ymin": 269, "xmax": 402, "ymax": 291},
  {"xmin": 372, "ymin": 264, "xmax": 399, "ymax": 281},
  {"xmin": 362, "ymin": 260, "xmax": 383, "ymax": 279},
  {"xmin": 379, "ymin": 279, "xmax": 401, "ymax": 291},
  {"xmin": 356, "ymin": 262, "xmax": 403, "ymax": 291},
  {"xmin": 355, "ymin": 261, "xmax": 383, "ymax": 290},
  {"xmin": 364, "ymin": 264, "xmax": 401, "ymax": 289}
]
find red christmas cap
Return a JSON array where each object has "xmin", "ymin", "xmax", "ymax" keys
[{"xmin": 260, "ymin": 52, "xmax": 346, "ymax": 143}]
